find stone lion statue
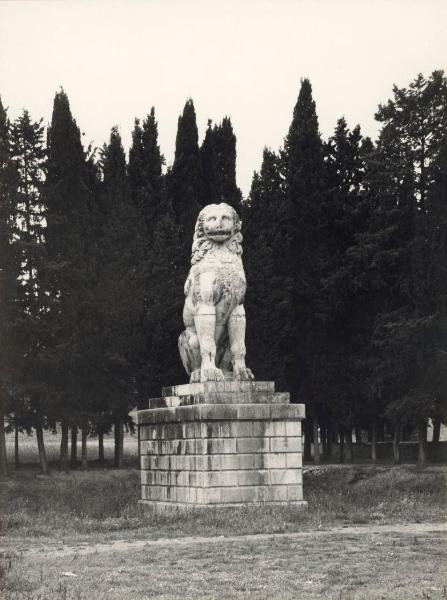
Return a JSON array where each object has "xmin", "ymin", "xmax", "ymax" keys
[{"xmin": 178, "ymin": 203, "xmax": 255, "ymax": 383}]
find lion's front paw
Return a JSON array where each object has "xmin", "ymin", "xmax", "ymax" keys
[
  {"xmin": 200, "ymin": 367, "xmax": 225, "ymax": 382},
  {"xmin": 190, "ymin": 369, "xmax": 201, "ymax": 383},
  {"xmin": 234, "ymin": 367, "xmax": 255, "ymax": 381}
]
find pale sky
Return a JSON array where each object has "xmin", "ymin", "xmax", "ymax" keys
[{"xmin": 1, "ymin": 0, "xmax": 446, "ymax": 196}]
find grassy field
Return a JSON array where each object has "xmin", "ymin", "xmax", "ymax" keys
[
  {"xmin": 0, "ymin": 463, "xmax": 446, "ymax": 599},
  {"xmin": 5, "ymin": 429, "xmax": 139, "ymax": 467}
]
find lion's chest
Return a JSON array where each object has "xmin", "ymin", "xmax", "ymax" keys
[{"xmin": 189, "ymin": 250, "xmax": 246, "ymax": 313}]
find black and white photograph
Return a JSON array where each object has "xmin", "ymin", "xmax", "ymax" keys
[{"xmin": 0, "ymin": 0, "xmax": 446, "ymax": 598}]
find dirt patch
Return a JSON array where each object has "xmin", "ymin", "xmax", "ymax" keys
[{"xmin": 6, "ymin": 521, "xmax": 447, "ymax": 559}]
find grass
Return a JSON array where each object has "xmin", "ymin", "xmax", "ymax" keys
[
  {"xmin": 1, "ymin": 514, "xmax": 447, "ymax": 599},
  {"xmin": 1, "ymin": 445, "xmax": 446, "ymax": 598},
  {"xmin": 1, "ymin": 464, "xmax": 445, "ymax": 542}
]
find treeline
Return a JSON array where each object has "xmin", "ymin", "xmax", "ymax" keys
[{"xmin": 0, "ymin": 71, "xmax": 446, "ymax": 475}]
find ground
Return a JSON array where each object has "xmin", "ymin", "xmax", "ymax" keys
[{"xmin": 0, "ymin": 432, "xmax": 446, "ymax": 599}]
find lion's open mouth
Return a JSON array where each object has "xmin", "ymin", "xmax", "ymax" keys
[{"xmin": 207, "ymin": 229, "xmax": 232, "ymax": 241}]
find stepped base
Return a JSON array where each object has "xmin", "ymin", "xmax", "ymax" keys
[{"xmin": 136, "ymin": 381, "xmax": 306, "ymax": 511}]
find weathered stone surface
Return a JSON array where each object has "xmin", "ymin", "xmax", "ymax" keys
[
  {"xmin": 136, "ymin": 401, "xmax": 305, "ymax": 425},
  {"xmin": 148, "ymin": 390, "xmax": 288, "ymax": 409},
  {"xmin": 162, "ymin": 380, "xmax": 275, "ymax": 398},
  {"xmin": 178, "ymin": 203, "xmax": 254, "ymax": 384},
  {"xmin": 137, "ymin": 392, "xmax": 306, "ymax": 509}
]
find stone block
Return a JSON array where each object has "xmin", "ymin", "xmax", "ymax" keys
[
  {"xmin": 270, "ymin": 469, "xmax": 300, "ymax": 485},
  {"xmin": 286, "ymin": 453, "xmax": 302, "ymax": 469},
  {"xmin": 205, "ymin": 438, "xmax": 237, "ymax": 454},
  {"xmin": 203, "ymin": 422, "xmax": 232, "ymax": 438},
  {"xmin": 270, "ymin": 486, "xmax": 289, "ymax": 502},
  {"xmin": 285, "ymin": 421, "xmax": 301, "ymax": 437},
  {"xmin": 230, "ymin": 421, "xmax": 253, "ymax": 437},
  {"xmin": 287, "ymin": 485, "xmax": 303, "ymax": 501},
  {"xmin": 204, "ymin": 470, "xmax": 239, "ymax": 487},
  {"xmin": 219, "ymin": 454, "xmax": 241, "ymax": 470},
  {"xmin": 200, "ymin": 405, "xmax": 239, "ymax": 421},
  {"xmin": 238, "ymin": 469, "xmax": 270, "ymax": 486},
  {"xmin": 264, "ymin": 421, "xmax": 286, "ymax": 437},
  {"xmin": 204, "ymin": 454, "xmax": 222, "ymax": 471},
  {"xmin": 252, "ymin": 421, "xmax": 267, "ymax": 437},
  {"xmin": 204, "ymin": 487, "xmax": 222, "ymax": 504},
  {"xmin": 236, "ymin": 437, "xmax": 269, "ymax": 453},
  {"xmin": 270, "ymin": 436, "xmax": 300, "ymax": 453},
  {"xmin": 255, "ymin": 486, "xmax": 275, "ymax": 502},
  {"xmin": 236, "ymin": 404, "xmax": 271, "ymax": 420},
  {"xmin": 270, "ymin": 404, "xmax": 305, "ymax": 420},
  {"xmin": 263, "ymin": 452, "xmax": 287, "ymax": 469},
  {"xmin": 220, "ymin": 486, "xmax": 259, "ymax": 504}
]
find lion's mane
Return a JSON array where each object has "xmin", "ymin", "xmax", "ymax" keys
[{"xmin": 191, "ymin": 204, "xmax": 243, "ymax": 265}]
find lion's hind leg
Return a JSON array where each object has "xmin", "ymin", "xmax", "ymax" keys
[
  {"xmin": 178, "ymin": 329, "xmax": 201, "ymax": 381},
  {"xmin": 228, "ymin": 305, "xmax": 255, "ymax": 381}
]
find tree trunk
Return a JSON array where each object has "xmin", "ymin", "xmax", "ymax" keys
[
  {"xmin": 393, "ymin": 424, "xmax": 401, "ymax": 464},
  {"xmin": 303, "ymin": 418, "xmax": 312, "ymax": 462},
  {"xmin": 70, "ymin": 426, "xmax": 78, "ymax": 467},
  {"xmin": 0, "ymin": 410, "xmax": 8, "ymax": 478},
  {"xmin": 59, "ymin": 421, "xmax": 69, "ymax": 472},
  {"xmin": 119, "ymin": 422, "xmax": 124, "ymax": 460},
  {"xmin": 137, "ymin": 425, "xmax": 141, "ymax": 464},
  {"xmin": 338, "ymin": 429, "xmax": 345, "ymax": 464},
  {"xmin": 312, "ymin": 415, "xmax": 320, "ymax": 464},
  {"xmin": 114, "ymin": 419, "xmax": 124, "ymax": 468},
  {"xmin": 81, "ymin": 427, "xmax": 88, "ymax": 469},
  {"xmin": 321, "ymin": 425, "xmax": 327, "ymax": 459},
  {"xmin": 371, "ymin": 417, "xmax": 377, "ymax": 462},
  {"xmin": 326, "ymin": 425, "xmax": 334, "ymax": 460},
  {"xmin": 14, "ymin": 425, "xmax": 19, "ymax": 469},
  {"xmin": 354, "ymin": 426, "xmax": 362, "ymax": 445},
  {"xmin": 345, "ymin": 429, "xmax": 354, "ymax": 463},
  {"xmin": 36, "ymin": 423, "xmax": 49, "ymax": 475},
  {"xmin": 98, "ymin": 431, "xmax": 104, "ymax": 465},
  {"xmin": 432, "ymin": 417, "xmax": 441, "ymax": 444},
  {"xmin": 417, "ymin": 421, "xmax": 427, "ymax": 468}
]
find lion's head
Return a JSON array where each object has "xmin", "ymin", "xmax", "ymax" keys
[{"xmin": 191, "ymin": 203, "xmax": 242, "ymax": 265}]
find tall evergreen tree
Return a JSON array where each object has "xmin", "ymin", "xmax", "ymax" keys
[
  {"xmin": 168, "ymin": 99, "xmax": 206, "ymax": 273},
  {"xmin": 347, "ymin": 71, "xmax": 447, "ymax": 465},
  {"xmin": 281, "ymin": 78, "xmax": 328, "ymax": 458},
  {"xmin": 201, "ymin": 117, "xmax": 242, "ymax": 211},
  {"xmin": 321, "ymin": 118, "xmax": 375, "ymax": 457},
  {"xmin": 95, "ymin": 126, "xmax": 146, "ymax": 465},
  {"xmin": 43, "ymin": 89, "xmax": 97, "ymax": 469},
  {"xmin": 9, "ymin": 110, "xmax": 48, "ymax": 469},
  {"xmin": 244, "ymin": 148, "xmax": 288, "ymax": 388},
  {"xmin": 0, "ymin": 96, "xmax": 18, "ymax": 477}
]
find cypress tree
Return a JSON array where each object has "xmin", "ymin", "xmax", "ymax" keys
[
  {"xmin": 0, "ymin": 96, "xmax": 18, "ymax": 477},
  {"xmin": 9, "ymin": 110, "xmax": 48, "ymax": 469},
  {"xmin": 244, "ymin": 148, "xmax": 288, "ymax": 389},
  {"xmin": 201, "ymin": 117, "xmax": 242, "ymax": 211},
  {"xmin": 96, "ymin": 126, "xmax": 146, "ymax": 466},
  {"xmin": 281, "ymin": 78, "xmax": 327, "ymax": 458},
  {"xmin": 43, "ymin": 89, "xmax": 96, "ymax": 469},
  {"xmin": 320, "ymin": 118, "xmax": 375, "ymax": 457},
  {"xmin": 168, "ymin": 99, "xmax": 206, "ymax": 273}
]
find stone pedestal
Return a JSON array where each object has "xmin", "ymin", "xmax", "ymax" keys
[{"xmin": 136, "ymin": 380, "xmax": 306, "ymax": 509}]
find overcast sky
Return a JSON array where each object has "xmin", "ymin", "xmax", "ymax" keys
[{"xmin": 1, "ymin": 0, "xmax": 446, "ymax": 196}]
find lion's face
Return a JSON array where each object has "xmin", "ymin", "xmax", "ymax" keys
[
  {"xmin": 201, "ymin": 204, "xmax": 235, "ymax": 243},
  {"xmin": 191, "ymin": 203, "xmax": 242, "ymax": 266}
]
